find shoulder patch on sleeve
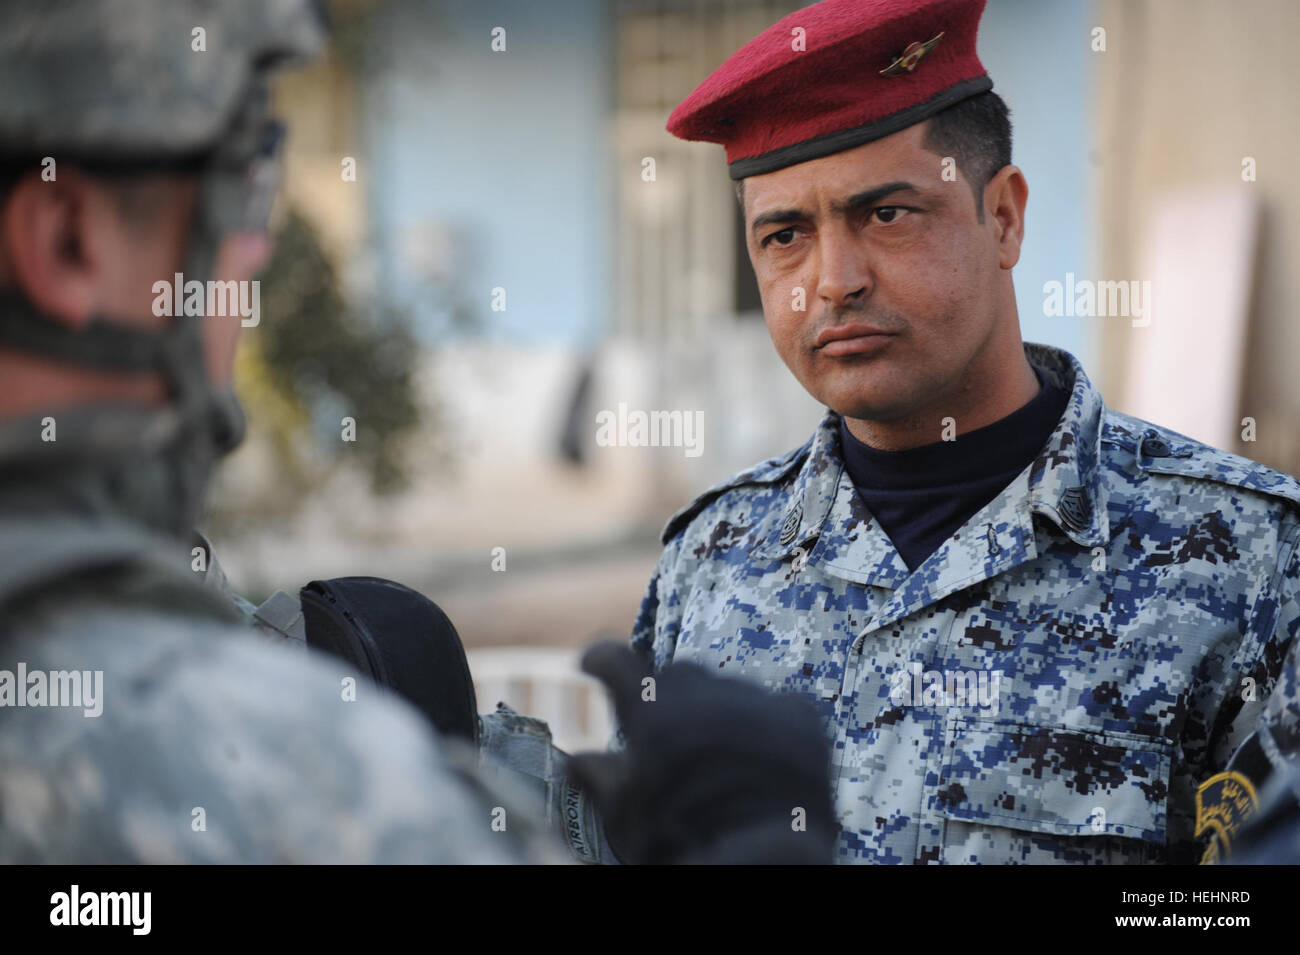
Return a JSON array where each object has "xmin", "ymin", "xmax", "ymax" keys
[
  {"xmin": 660, "ymin": 439, "xmax": 811, "ymax": 545},
  {"xmin": 1106, "ymin": 413, "xmax": 1300, "ymax": 513}
]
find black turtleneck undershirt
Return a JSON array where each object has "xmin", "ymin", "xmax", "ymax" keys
[{"xmin": 838, "ymin": 367, "xmax": 1069, "ymax": 572}]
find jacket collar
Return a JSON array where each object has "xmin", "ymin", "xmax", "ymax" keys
[
  {"xmin": 1022, "ymin": 342, "xmax": 1111, "ymax": 549},
  {"xmin": 751, "ymin": 343, "xmax": 1112, "ymax": 586}
]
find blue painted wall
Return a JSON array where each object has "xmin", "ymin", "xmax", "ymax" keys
[{"xmin": 362, "ymin": 0, "xmax": 613, "ymax": 347}]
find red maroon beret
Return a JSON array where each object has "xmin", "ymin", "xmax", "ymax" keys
[{"xmin": 667, "ymin": 0, "xmax": 992, "ymax": 179}]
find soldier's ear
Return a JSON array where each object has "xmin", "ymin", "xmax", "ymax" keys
[{"xmin": 0, "ymin": 169, "xmax": 103, "ymax": 329}]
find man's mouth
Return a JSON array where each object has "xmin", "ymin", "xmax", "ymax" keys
[{"xmin": 814, "ymin": 323, "xmax": 899, "ymax": 358}]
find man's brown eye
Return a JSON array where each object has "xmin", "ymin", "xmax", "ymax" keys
[
  {"xmin": 767, "ymin": 228, "xmax": 796, "ymax": 246},
  {"xmin": 874, "ymin": 207, "xmax": 904, "ymax": 224}
]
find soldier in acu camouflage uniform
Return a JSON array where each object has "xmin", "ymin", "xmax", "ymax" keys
[
  {"xmin": 642, "ymin": 0, "xmax": 1300, "ymax": 864},
  {"xmin": 0, "ymin": 0, "xmax": 556, "ymax": 863}
]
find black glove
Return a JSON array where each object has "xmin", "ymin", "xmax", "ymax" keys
[{"xmin": 568, "ymin": 642, "xmax": 837, "ymax": 864}]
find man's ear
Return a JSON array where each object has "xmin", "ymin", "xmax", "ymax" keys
[
  {"xmin": 985, "ymin": 164, "xmax": 1028, "ymax": 271},
  {"xmin": 0, "ymin": 170, "xmax": 106, "ymax": 328}
]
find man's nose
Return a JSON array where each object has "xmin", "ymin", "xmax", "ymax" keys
[{"xmin": 815, "ymin": 229, "xmax": 872, "ymax": 307}]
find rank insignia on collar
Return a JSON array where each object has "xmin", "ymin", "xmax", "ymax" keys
[
  {"xmin": 1058, "ymin": 486, "xmax": 1092, "ymax": 532},
  {"xmin": 880, "ymin": 33, "xmax": 944, "ymax": 77},
  {"xmin": 779, "ymin": 501, "xmax": 804, "ymax": 546}
]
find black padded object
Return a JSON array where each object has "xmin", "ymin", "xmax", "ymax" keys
[{"xmin": 299, "ymin": 576, "xmax": 478, "ymax": 743}]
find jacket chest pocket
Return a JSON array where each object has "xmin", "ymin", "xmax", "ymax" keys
[{"xmin": 931, "ymin": 717, "xmax": 1173, "ymax": 864}]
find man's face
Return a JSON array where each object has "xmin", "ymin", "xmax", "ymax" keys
[{"xmin": 742, "ymin": 122, "xmax": 1014, "ymax": 425}]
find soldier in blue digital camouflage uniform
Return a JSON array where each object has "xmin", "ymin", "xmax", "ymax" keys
[{"xmin": 639, "ymin": 0, "xmax": 1300, "ymax": 863}]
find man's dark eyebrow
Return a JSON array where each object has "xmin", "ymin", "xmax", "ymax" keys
[
  {"xmin": 750, "ymin": 207, "xmax": 809, "ymax": 238},
  {"xmin": 749, "ymin": 181, "xmax": 923, "ymax": 239},
  {"xmin": 831, "ymin": 181, "xmax": 922, "ymax": 216}
]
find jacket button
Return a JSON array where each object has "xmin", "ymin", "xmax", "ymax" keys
[{"xmin": 1144, "ymin": 436, "xmax": 1171, "ymax": 457}]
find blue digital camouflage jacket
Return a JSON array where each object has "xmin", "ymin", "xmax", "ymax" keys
[{"xmin": 631, "ymin": 343, "xmax": 1300, "ymax": 864}]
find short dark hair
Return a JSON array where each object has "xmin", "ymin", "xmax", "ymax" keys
[
  {"xmin": 735, "ymin": 90, "xmax": 1013, "ymax": 220},
  {"xmin": 921, "ymin": 90, "xmax": 1013, "ymax": 220}
]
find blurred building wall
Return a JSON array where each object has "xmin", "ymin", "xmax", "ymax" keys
[
  {"xmin": 361, "ymin": 0, "xmax": 614, "ymax": 347},
  {"xmin": 980, "ymin": 0, "xmax": 1092, "ymax": 365},
  {"xmin": 274, "ymin": 44, "xmax": 363, "ymax": 265},
  {"xmin": 1094, "ymin": 0, "xmax": 1300, "ymax": 472}
]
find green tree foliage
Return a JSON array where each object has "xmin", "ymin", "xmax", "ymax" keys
[{"xmin": 213, "ymin": 208, "xmax": 426, "ymax": 531}]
